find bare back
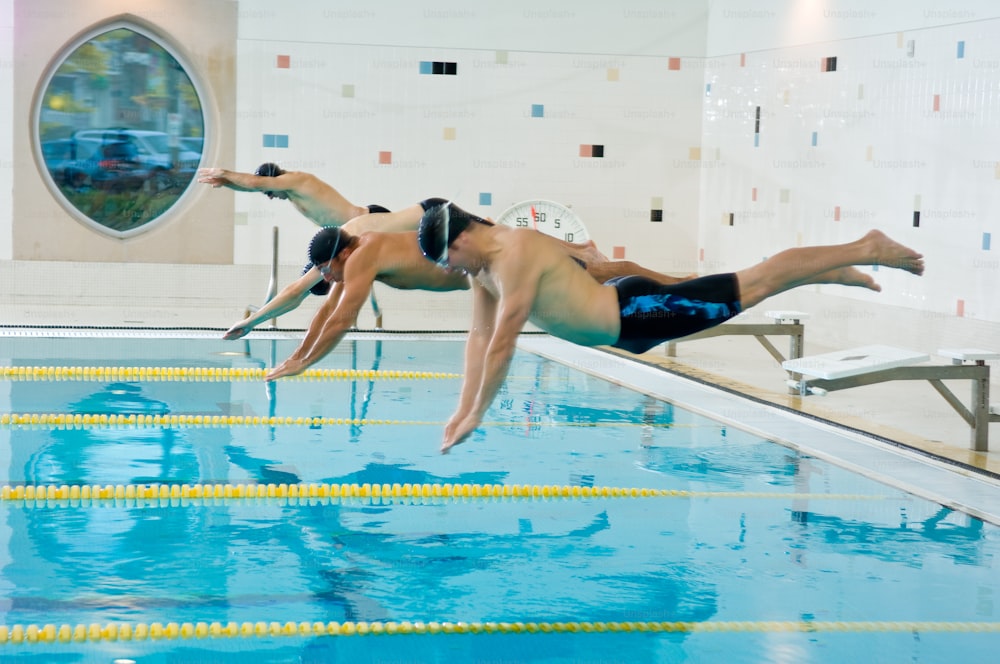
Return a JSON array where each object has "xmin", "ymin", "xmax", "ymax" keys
[
  {"xmin": 358, "ymin": 232, "xmax": 470, "ymax": 292},
  {"xmin": 476, "ymin": 227, "xmax": 620, "ymax": 346},
  {"xmin": 342, "ymin": 204, "xmax": 425, "ymax": 236}
]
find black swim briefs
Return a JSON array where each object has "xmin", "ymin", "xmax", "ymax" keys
[{"xmin": 609, "ymin": 273, "xmax": 742, "ymax": 354}]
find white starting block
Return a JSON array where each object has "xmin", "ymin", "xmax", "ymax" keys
[
  {"xmin": 666, "ymin": 311, "xmax": 809, "ymax": 389},
  {"xmin": 784, "ymin": 345, "xmax": 1000, "ymax": 452}
]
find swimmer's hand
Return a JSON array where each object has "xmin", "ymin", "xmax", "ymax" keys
[
  {"xmin": 441, "ymin": 413, "xmax": 481, "ymax": 453},
  {"xmin": 223, "ymin": 322, "xmax": 252, "ymax": 340},
  {"xmin": 197, "ymin": 168, "xmax": 228, "ymax": 187},
  {"xmin": 266, "ymin": 359, "xmax": 308, "ymax": 382}
]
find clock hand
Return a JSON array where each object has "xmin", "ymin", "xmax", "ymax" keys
[{"xmin": 530, "ymin": 205, "xmax": 538, "ymax": 230}]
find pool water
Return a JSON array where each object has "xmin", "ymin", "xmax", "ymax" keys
[{"xmin": 0, "ymin": 335, "xmax": 999, "ymax": 663}]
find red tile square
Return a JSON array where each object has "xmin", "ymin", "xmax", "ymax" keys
[
  {"xmin": 956, "ymin": 299, "xmax": 965, "ymax": 317},
  {"xmin": 933, "ymin": 94, "xmax": 941, "ymax": 111},
  {"xmin": 612, "ymin": 246, "xmax": 626, "ymax": 260},
  {"xmin": 276, "ymin": 54, "xmax": 290, "ymax": 69},
  {"xmin": 751, "ymin": 187, "xmax": 757, "ymax": 202},
  {"xmin": 668, "ymin": 57, "xmax": 681, "ymax": 71},
  {"xmin": 833, "ymin": 205, "xmax": 841, "ymax": 221},
  {"xmin": 740, "ymin": 53, "xmax": 746, "ymax": 67},
  {"xmin": 579, "ymin": 144, "xmax": 592, "ymax": 157},
  {"xmin": 378, "ymin": 151, "xmax": 392, "ymax": 165}
]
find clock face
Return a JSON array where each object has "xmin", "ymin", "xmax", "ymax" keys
[{"xmin": 496, "ymin": 199, "xmax": 590, "ymax": 243}]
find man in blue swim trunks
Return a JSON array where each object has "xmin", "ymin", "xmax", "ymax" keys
[{"xmin": 417, "ymin": 201, "xmax": 926, "ymax": 453}]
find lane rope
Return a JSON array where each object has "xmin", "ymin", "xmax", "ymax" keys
[
  {"xmin": 0, "ymin": 619, "xmax": 996, "ymax": 647},
  {"xmin": 0, "ymin": 482, "xmax": 888, "ymax": 505},
  {"xmin": 0, "ymin": 413, "xmax": 702, "ymax": 429},
  {"xmin": 0, "ymin": 366, "xmax": 459, "ymax": 381}
]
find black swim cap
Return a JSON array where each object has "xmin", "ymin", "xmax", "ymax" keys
[
  {"xmin": 302, "ymin": 262, "xmax": 331, "ymax": 296},
  {"xmin": 417, "ymin": 201, "xmax": 487, "ymax": 264},
  {"xmin": 308, "ymin": 226, "xmax": 347, "ymax": 266},
  {"xmin": 255, "ymin": 162, "xmax": 284, "ymax": 177}
]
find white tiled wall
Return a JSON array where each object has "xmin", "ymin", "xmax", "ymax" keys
[{"xmin": 2, "ymin": 0, "xmax": 999, "ymax": 357}]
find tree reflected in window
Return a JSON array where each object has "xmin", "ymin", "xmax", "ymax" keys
[{"xmin": 37, "ymin": 25, "xmax": 204, "ymax": 235}]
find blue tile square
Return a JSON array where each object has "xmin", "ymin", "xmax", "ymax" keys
[
  {"xmin": 984, "ymin": 232, "xmax": 992, "ymax": 251},
  {"xmin": 957, "ymin": 41, "xmax": 965, "ymax": 59},
  {"xmin": 531, "ymin": 104, "xmax": 544, "ymax": 118},
  {"xmin": 419, "ymin": 61, "xmax": 433, "ymax": 75},
  {"xmin": 262, "ymin": 134, "xmax": 275, "ymax": 148},
  {"xmin": 811, "ymin": 131, "xmax": 818, "ymax": 147},
  {"xmin": 705, "ymin": 83, "xmax": 712, "ymax": 95},
  {"xmin": 753, "ymin": 133, "xmax": 760, "ymax": 147},
  {"xmin": 479, "ymin": 192, "xmax": 492, "ymax": 206},
  {"xmin": 276, "ymin": 134, "xmax": 289, "ymax": 148}
]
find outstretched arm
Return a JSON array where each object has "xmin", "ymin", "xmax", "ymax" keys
[
  {"xmin": 197, "ymin": 167, "xmax": 308, "ymax": 193},
  {"xmin": 441, "ymin": 273, "xmax": 536, "ymax": 453},
  {"xmin": 266, "ymin": 254, "xmax": 377, "ymax": 381},
  {"xmin": 223, "ymin": 268, "xmax": 322, "ymax": 340}
]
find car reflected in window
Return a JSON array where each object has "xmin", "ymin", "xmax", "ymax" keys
[{"xmin": 35, "ymin": 24, "xmax": 205, "ymax": 235}]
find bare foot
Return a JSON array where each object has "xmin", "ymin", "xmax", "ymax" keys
[
  {"xmin": 864, "ymin": 230, "xmax": 924, "ymax": 275},
  {"xmin": 820, "ymin": 266, "xmax": 881, "ymax": 292}
]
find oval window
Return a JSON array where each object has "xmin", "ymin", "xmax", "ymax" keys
[{"xmin": 35, "ymin": 23, "xmax": 205, "ymax": 236}]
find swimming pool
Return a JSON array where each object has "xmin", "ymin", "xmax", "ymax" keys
[{"xmin": 1, "ymin": 332, "xmax": 999, "ymax": 662}]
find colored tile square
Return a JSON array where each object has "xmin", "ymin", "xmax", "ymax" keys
[
  {"xmin": 342, "ymin": 84, "xmax": 355, "ymax": 98},
  {"xmin": 419, "ymin": 61, "xmax": 433, "ymax": 75},
  {"xmin": 957, "ymin": 299, "xmax": 965, "ymax": 317},
  {"xmin": 699, "ymin": 248, "xmax": 705, "ymax": 262},
  {"xmin": 650, "ymin": 209, "xmax": 663, "ymax": 222},
  {"xmin": 740, "ymin": 53, "xmax": 746, "ymax": 67},
  {"xmin": 495, "ymin": 51, "xmax": 508, "ymax": 64},
  {"xmin": 591, "ymin": 145, "xmax": 604, "ymax": 158},
  {"xmin": 668, "ymin": 57, "xmax": 681, "ymax": 70},
  {"xmin": 822, "ymin": 56, "xmax": 837, "ymax": 72},
  {"xmin": 705, "ymin": 83, "xmax": 712, "ymax": 95},
  {"xmin": 811, "ymin": 131, "xmax": 818, "ymax": 147},
  {"xmin": 433, "ymin": 62, "xmax": 446, "ymax": 75},
  {"xmin": 276, "ymin": 54, "xmax": 290, "ymax": 69},
  {"xmin": 984, "ymin": 232, "xmax": 991, "ymax": 250},
  {"xmin": 912, "ymin": 211, "xmax": 921, "ymax": 227},
  {"xmin": 579, "ymin": 144, "xmax": 592, "ymax": 157},
  {"xmin": 531, "ymin": 104, "xmax": 544, "ymax": 118},
  {"xmin": 957, "ymin": 41, "xmax": 965, "ymax": 59},
  {"xmin": 275, "ymin": 134, "xmax": 288, "ymax": 148},
  {"xmin": 688, "ymin": 147, "xmax": 701, "ymax": 160},
  {"xmin": 754, "ymin": 134, "xmax": 760, "ymax": 147},
  {"xmin": 444, "ymin": 62, "xmax": 457, "ymax": 75},
  {"xmin": 834, "ymin": 205, "xmax": 841, "ymax": 221},
  {"xmin": 933, "ymin": 94, "xmax": 940, "ymax": 111},
  {"xmin": 751, "ymin": 187, "xmax": 757, "ymax": 202},
  {"xmin": 613, "ymin": 246, "xmax": 626, "ymax": 259},
  {"xmin": 479, "ymin": 192, "xmax": 492, "ymax": 206},
  {"xmin": 607, "ymin": 68, "xmax": 619, "ymax": 81},
  {"xmin": 378, "ymin": 151, "xmax": 392, "ymax": 165},
  {"xmin": 262, "ymin": 134, "xmax": 275, "ymax": 148},
  {"xmin": 443, "ymin": 127, "xmax": 456, "ymax": 140}
]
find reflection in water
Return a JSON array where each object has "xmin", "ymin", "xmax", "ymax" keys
[{"xmin": 37, "ymin": 25, "xmax": 204, "ymax": 233}]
